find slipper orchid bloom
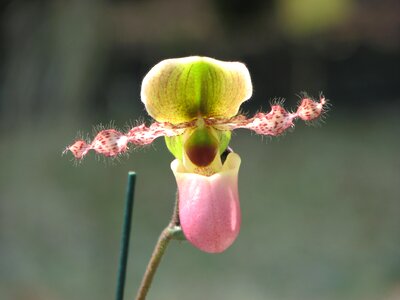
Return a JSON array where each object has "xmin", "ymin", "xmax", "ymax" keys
[{"xmin": 65, "ymin": 56, "xmax": 327, "ymax": 253}]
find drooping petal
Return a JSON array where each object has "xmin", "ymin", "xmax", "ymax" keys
[
  {"xmin": 64, "ymin": 122, "xmax": 191, "ymax": 159},
  {"xmin": 141, "ymin": 56, "xmax": 252, "ymax": 124},
  {"xmin": 209, "ymin": 94, "xmax": 327, "ymax": 136},
  {"xmin": 171, "ymin": 153, "xmax": 241, "ymax": 253}
]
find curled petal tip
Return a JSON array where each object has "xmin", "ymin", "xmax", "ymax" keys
[
  {"xmin": 296, "ymin": 96, "xmax": 326, "ymax": 121},
  {"xmin": 172, "ymin": 153, "xmax": 241, "ymax": 253},
  {"xmin": 65, "ymin": 140, "xmax": 90, "ymax": 159}
]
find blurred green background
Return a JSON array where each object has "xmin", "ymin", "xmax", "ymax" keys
[{"xmin": 1, "ymin": 0, "xmax": 399, "ymax": 299}]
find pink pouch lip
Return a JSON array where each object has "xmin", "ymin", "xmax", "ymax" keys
[{"xmin": 171, "ymin": 153, "xmax": 241, "ymax": 253}]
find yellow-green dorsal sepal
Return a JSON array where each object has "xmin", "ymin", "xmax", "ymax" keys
[{"xmin": 141, "ymin": 56, "xmax": 252, "ymax": 124}]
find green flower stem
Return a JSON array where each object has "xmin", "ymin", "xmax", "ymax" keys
[
  {"xmin": 135, "ymin": 193, "xmax": 181, "ymax": 300},
  {"xmin": 116, "ymin": 172, "xmax": 136, "ymax": 300}
]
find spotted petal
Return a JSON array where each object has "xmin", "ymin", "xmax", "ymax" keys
[
  {"xmin": 209, "ymin": 95, "xmax": 327, "ymax": 136},
  {"xmin": 64, "ymin": 122, "xmax": 189, "ymax": 159}
]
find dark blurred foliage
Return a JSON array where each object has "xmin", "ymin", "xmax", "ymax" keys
[
  {"xmin": 0, "ymin": 0, "xmax": 399, "ymax": 299},
  {"xmin": 0, "ymin": 0, "xmax": 399, "ymax": 129},
  {"xmin": 212, "ymin": 0, "xmax": 273, "ymax": 30}
]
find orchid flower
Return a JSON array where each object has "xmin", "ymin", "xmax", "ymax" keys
[{"xmin": 65, "ymin": 56, "xmax": 327, "ymax": 253}]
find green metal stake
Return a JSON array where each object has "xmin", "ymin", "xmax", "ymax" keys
[{"xmin": 116, "ymin": 172, "xmax": 136, "ymax": 300}]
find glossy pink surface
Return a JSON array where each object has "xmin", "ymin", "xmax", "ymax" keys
[{"xmin": 171, "ymin": 153, "xmax": 241, "ymax": 253}]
